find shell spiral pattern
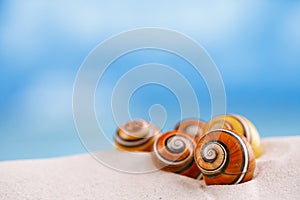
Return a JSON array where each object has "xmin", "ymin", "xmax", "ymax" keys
[
  {"xmin": 152, "ymin": 131, "xmax": 202, "ymax": 179},
  {"xmin": 114, "ymin": 119, "xmax": 161, "ymax": 152},
  {"xmin": 195, "ymin": 129, "xmax": 256, "ymax": 185},
  {"xmin": 203, "ymin": 115, "xmax": 262, "ymax": 158},
  {"xmin": 176, "ymin": 119, "xmax": 206, "ymax": 141}
]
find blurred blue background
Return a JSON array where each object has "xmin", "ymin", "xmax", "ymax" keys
[{"xmin": 1, "ymin": 1, "xmax": 299, "ymax": 160}]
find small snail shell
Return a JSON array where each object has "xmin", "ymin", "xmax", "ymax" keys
[
  {"xmin": 203, "ymin": 115, "xmax": 262, "ymax": 158},
  {"xmin": 195, "ymin": 129, "xmax": 256, "ymax": 185},
  {"xmin": 114, "ymin": 119, "xmax": 161, "ymax": 152},
  {"xmin": 175, "ymin": 119, "xmax": 206, "ymax": 141},
  {"xmin": 152, "ymin": 131, "xmax": 202, "ymax": 179}
]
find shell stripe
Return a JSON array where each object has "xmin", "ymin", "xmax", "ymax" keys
[
  {"xmin": 116, "ymin": 132, "xmax": 149, "ymax": 142},
  {"xmin": 198, "ymin": 140, "xmax": 230, "ymax": 176},
  {"xmin": 153, "ymin": 135, "xmax": 193, "ymax": 166},
  {"xmin": 232, "ymin": 115, "xmax": 251, "ymax": 143},
  {"xmin": 220, "ymin": 129, "xmax": 249, "ymax": 184},
  {"xmin": 175, "ymin": 158, "xmax": 195, "ymax": 174},
  {"xmin": 115, "ymin": 126, "xmax": 158, "ymax": 148},
  {"xmin": 115, "ymin": 133, "xmax": 151, "ymax": 148}
]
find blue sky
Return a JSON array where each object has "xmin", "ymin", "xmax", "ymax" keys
[{"xmin": 0, "ymin": 1, "xmax": 300, "ymax": 160}]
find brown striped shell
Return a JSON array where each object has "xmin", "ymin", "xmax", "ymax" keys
[
  {"xmin": 203, "ymin": 114, "xmax": 262, "ymax": 158},
  {"xmin": 114, "ymin": 119, "xmax": 161, "ymax": 152},
  {"xmin": 152, "ymin": 131, "xmax": 202, "ymax": 179},
  {"xmin": 195, "ymin": 129, "xmax": 256, "ymax": 185},
  {"xmin": 175, "ymin": 119, "xmax": 206, "ymax": 141}
]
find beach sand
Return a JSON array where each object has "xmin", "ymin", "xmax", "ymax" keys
[{"xmin": 1, "ymin": 136, "xmax": 299, "ymax": 200}]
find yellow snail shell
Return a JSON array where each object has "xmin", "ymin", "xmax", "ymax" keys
[
  {"xmin": 195, "ymin": 129, "xmax": 256, "ymax": 185},
  {"xmin": 114, "ymin": 119, "xmax": 161, "ymax": 152},
  {"xmin": 203, "ymin": 114, "xmax": 262, "ymax": 158},
  {"xmin": 175, "ymin": 119, "xmax": 206, "ymax": 141},
  {"xmin": 152, "ymin": 131, "xmax": 202, "ymax": 179}
]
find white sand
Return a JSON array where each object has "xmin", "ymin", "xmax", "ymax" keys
[{"xmin": 1, "ymin": 136, "xmax": 300, "ymax": 200}]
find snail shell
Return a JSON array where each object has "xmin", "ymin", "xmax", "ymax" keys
[
  {"xmin": 114, "ymin": 119, "xmax": 161, "ymax": 152},
  {"xmin": 203, "ymin": 114, "xmax": 262, "ymax": 158},
  {"xmin": 175, "ymin": 119, "xmax": 206, "ymax": 141},
  {"xmin": 152, "ymin": 131, "xmax": 202, "ymax": 179},
  {"xmin": 195, "ymin": 129, "xmax": 256, "ymax": 185}
]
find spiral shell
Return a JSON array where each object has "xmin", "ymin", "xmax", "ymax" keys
[
  {"xmin": 195, "ymin": 129, "xmax": 256, "ymax": 185},
  {"xmin": 152, "ymin": 131, "xmax": 202, "ymax": 179},
  {"xmin": 203, "ymin": 114, "xmax": 262, "ymax": 158},
  {"xmin": 175, "ymin": 119, "xmax": 206, "ymax": 141},
  {"xmin": 114, "ymin": 119, "xmax": 161, "ymax": 152}
]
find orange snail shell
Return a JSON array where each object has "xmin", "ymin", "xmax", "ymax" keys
[
  {"xmin": 195, "ymin": 129, "xmax": 256, "ymax": 185},
  {"xmin": 114, "ymin": 119, "xmax": 161, "ymax": 152},
  {"xmin": 203, "ymin": 114, "xmax": 262, "ymax": 158},
  {"xmin": 175, "ymin": 119, "xmax": 206, "ymax": 141},
  {"xmin": 152, "ymin": 131, "xmax": 202, "ymax": 179}
]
